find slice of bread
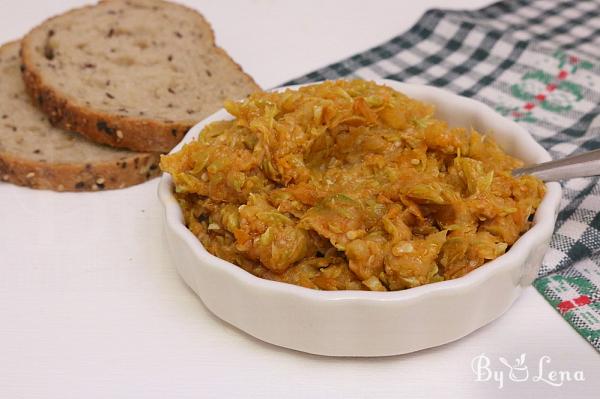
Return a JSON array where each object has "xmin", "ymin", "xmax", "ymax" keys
[
  {"xmin": 21, "ymin": 0, "xmax": 260, "ymax": 153},
  {"xmin": 0, "ymin": 41, "xmax": 160, "ymax": 192}
]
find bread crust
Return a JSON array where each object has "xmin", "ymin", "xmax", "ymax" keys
[
  {"xmin": 20, "ymin": 0, "xmax": 260, "ymax": 153},
  {"xmin": 0, "ymin": 150, "xmax": 161, "ymax": 192}
]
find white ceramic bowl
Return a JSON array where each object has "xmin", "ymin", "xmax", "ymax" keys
[{"xmin": 158, "ymin": 79, "xmax": 562, "ymax": 357}]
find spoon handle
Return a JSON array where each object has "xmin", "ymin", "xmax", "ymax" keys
[{"xmin": 513, "ymin": 148, "xmax": 600, "ymax": 182}]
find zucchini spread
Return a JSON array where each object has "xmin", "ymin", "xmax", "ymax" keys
[{"xmin": 160, "ymin": 80, "xmax": 544, "ymax": 291}]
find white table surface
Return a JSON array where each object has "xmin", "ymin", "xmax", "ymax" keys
[{"xmin": 0, "ymin": 1, "xmax": 598, "ymax": 398}]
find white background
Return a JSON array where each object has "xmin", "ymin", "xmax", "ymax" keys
[{"xmin": 0, "ymin": 1, "xmax": 598, "ymax": 398}]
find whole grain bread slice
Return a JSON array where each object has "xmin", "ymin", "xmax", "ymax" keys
[
  {"xmin": 0, "ymin": 41, "xmax": 160, "ymax": 192},
  {"xmin": 21, "ymin": 0, "xmax": 260, "ymax": 153}
]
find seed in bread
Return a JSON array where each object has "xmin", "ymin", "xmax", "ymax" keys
[
  {"xmin": 0, "ymin": 41, "xmax": 160, "ymax": 192},
  {"xmin": 21, "ymin": 0, "xmax": 260, "ymax": 153}
]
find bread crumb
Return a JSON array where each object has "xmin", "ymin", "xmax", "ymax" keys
[
  {"xmin": 26, "ymin": 172, "xmax": 35, "ymax": 178},
  {"xmin": 96, "ymin": 177, "xmax": 105, "ymax": 184}
]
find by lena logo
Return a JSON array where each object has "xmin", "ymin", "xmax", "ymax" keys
[{"xmin": 471, "ymin": 353, "xmax": 585, "ymax": 389}]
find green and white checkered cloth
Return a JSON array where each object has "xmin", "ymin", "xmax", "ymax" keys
[{"xmin": 285, "ymin": 0, "xmax": 600, "ymax": 351}]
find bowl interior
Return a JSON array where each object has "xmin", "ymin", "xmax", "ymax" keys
[{"xmin": 159, "ymin": 79, "xmax": 562, "ymax": 301}]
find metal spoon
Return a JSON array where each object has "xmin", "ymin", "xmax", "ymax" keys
[{"xmin": 513, "ymin": 148, "xmax": 600, "ymax": 182}]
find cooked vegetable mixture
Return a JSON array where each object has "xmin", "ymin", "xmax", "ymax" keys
[{"xmin": 160, "ymin": 80, "xmax": 545, "ymax": 291}]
